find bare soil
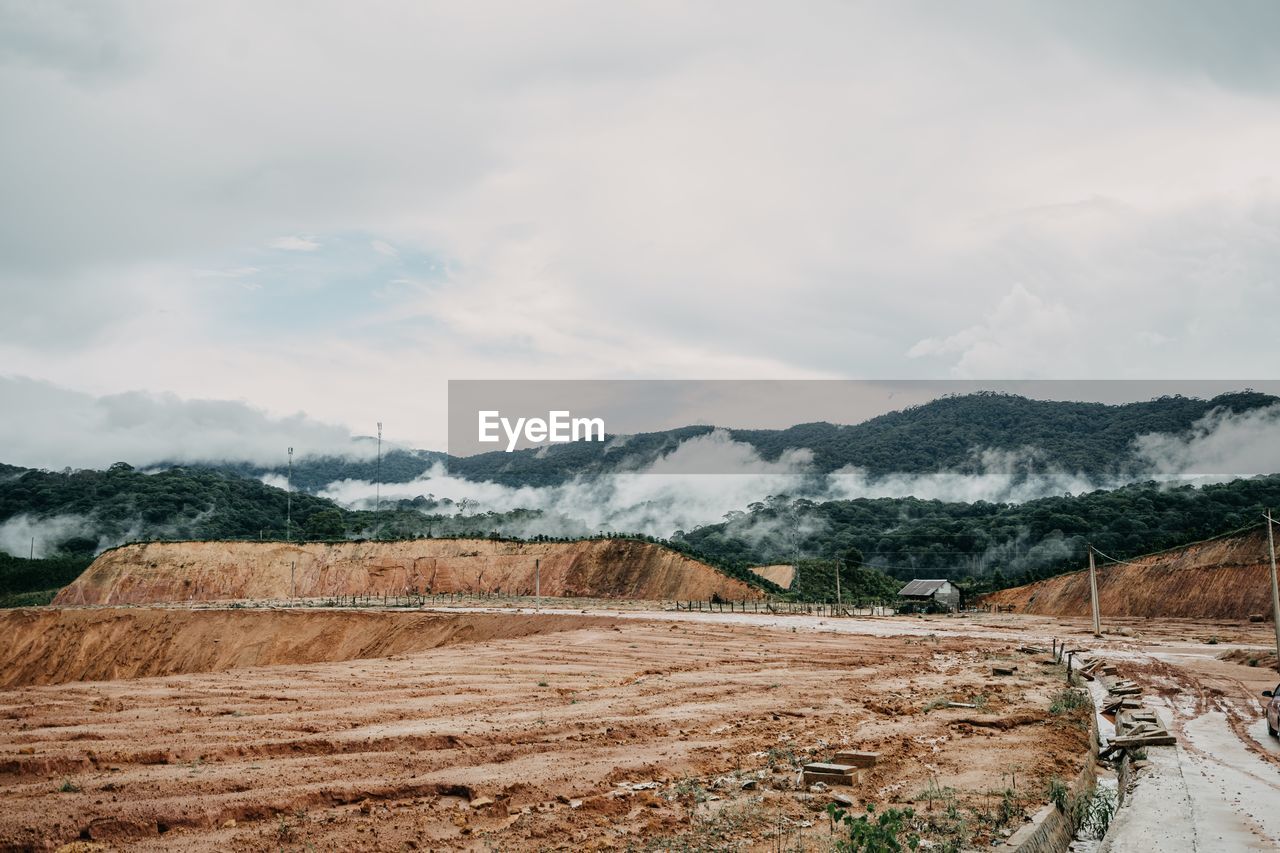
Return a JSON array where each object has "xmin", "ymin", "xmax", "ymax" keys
[
  {"xmin": 0, "ymin": 609, "xmax": 1090, "ymax": 851},
  {"xmin": 54, "ymin": 539, "xmax": 761, "ymax": 606},
  {"xmin": 747, "ymin": 565, "xmax": 796, "ymax": 589},
  {"xmin": 981, "ymin": 527, "xmax": 1278, "ymax": 620}
]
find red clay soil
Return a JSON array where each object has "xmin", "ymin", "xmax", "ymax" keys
[
  {"xmin": 53, "ymin": 538, "xmax": 761, "ymax": 606},
  {"xmin": 748, "ymin": 564, "xmax": 795, "ymax": 589},
  {"xmin": 0, "ymin": 608, "xmax": 617, "ymax": 689},
  {"xmin": 0, "ymin": 613, "xmax": 1090, "ymax": 851},
  {"xmin": 982, "ymin": 527, "xmax": 1280, "ymax": 620}
]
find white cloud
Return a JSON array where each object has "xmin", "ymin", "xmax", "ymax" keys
[
  {"xmin": 907, "ymin": 284, "xmax": 1083, "ymax": 377},
  {"xmin": 1132, "ymin": 403, "xmax": 1280, "ymax": 482},
  {"xmin": 0, "ymin": 376, "xmax": 365, "ymax": 469},
  {"xmin": 0, "ymin": 513, "xmax": 91, "ymax": 559},
  {"xmin": 267, "ymin": 236, "xmax": 321, "ymax": 252},
  {"xmin": 2, "ymin": 1, "xmax": 1280, "ymax": 440}
]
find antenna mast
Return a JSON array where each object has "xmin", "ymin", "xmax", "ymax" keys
[
  {"xmin": 376, "ymin": 422, "xmax": 383, "ymax": 513},
  {"xmin": 286, "ymin": 447, "xmax": 293, "ymax": 541}
]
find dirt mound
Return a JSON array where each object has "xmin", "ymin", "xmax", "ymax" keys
[
  {"xmin": 982, "ymin": 526, "xmax": 1278, "ymax": 619},
  {"xmin": 748, "ymin": 564, "xmax": 795, "ymax": 589},
  {"xmin": 53, "ymin": 538, "xmax": 761, "ymax": 606},
  {"xmin": 1217, "ymin": 647, "xmax": 1279, "ymax": 670},
  {"xmin": 0, "ymin": 607, "xmax": 616, "ymax": 687}
]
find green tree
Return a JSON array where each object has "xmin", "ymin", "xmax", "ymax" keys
[{"xmin": 303, "ymin": 509, "xmax": 346, "ymax": 541}]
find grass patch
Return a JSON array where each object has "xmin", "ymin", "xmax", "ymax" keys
[
  {"xmin": 0, "ymin": 589, "xmax": 59, "ymax": 608},
  {"xmin": 1049, "ymin": 688, "xmax": 1090, "ymax": 715}
]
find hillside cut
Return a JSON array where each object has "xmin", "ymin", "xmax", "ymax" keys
[
  {"xmin": 53, "ymin": 538, "xmax": 762, "ymax": 605},
  {"xmin": 981, "ymin": 526, "xmax": 1277, "ymax": 620}
]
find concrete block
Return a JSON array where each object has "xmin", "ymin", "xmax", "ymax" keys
[{"xmin": 832, "ymin": 750, "xmax": 879, "ymax": 768}]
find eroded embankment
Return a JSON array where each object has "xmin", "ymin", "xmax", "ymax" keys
[
  {"xmin": 54, "ymin": 538, "xmax": 761, "ymax": 606},
  {"xmin": 983, "ymin": 527, "xmax": 1277, "ymax": 619},
  {"xmin": 748, "ymin": 564, "xmax": 795, "ymax": 589},
  {"xmin": 0, "ymin": 608, "xmax": 616, "ymax": 688}
]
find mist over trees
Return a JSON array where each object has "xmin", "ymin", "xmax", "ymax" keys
[
  {"xmin": 4, "ymin": 392, "xmax": 1280, "ymax": 603},
  {"xmin": 216, "ymin": 392, "xmax": 1280, "ymax": 490},
  {"xmin": 675, "ymin": 475, "xmax": 1280, "ymax": 594}
]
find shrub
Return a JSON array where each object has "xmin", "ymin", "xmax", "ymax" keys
[{"xmin": 827, "ymin": 803, "xmax": 921, "ymax": 852}]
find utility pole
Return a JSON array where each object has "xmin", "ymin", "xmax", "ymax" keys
[
  {"xmin": 286, "ymin": 447, "xmax": 293, "ymax": 541},
  {"xmin": 291, "ymin": 560, "xmax": 296, "ymax": 601},
  {"xmin": 376, "ymin": 422, "xmax": 383, "ymax": 513},
  {"xmin": 535, "ymin": 558, "xmax": 541, "ymax": 612},
  {"xmin": 1266, "ymin": 510, "xmax": 1280, "ymax": 671},
  {"xmin": 29, "ymin": 536, "xmax": 34, "ymax": 560},
  {"xmin": 1088, "ymin": 544, "xmax": 1101, "ymax": 638},
  {"xmin": 834, "ymin": 557, "xmax": 843, "ymax": 608}
]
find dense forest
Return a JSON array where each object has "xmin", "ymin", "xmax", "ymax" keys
[
  {"xmin": 5, "ymin": 460, "xmax": 1280, "ymax": 606},
  {"xmin": 674, "ymin": 475, "xmax": 1280, "ymax": 596},
  {"xmin": 211, "ymin": 391, "xmax": 1279, "ymax": 490}
]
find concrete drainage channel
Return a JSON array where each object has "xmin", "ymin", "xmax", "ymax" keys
[{"xmin": 985, "ymin": 642, "xmax": 1179, "ymax": 853}]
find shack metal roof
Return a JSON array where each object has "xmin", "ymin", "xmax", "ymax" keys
[{"xmin": 898, "ymin": 579, "xmax": 951, "ymax": 597}]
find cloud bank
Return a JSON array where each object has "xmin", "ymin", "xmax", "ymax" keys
[
  {"xmin": 0, "ymin": 376, "xmax": 364, "ymax": 470},
  {"xmin": 314, "ymin": 405, "xmax": 1280, "ymax": 541}
]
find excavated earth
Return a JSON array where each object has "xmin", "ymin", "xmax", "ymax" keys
[
  {"xmin": 747, "ymin": 564, "xmax": 795, "ymax": 589},
  {"xmin": 54, "ymin": 538, "xmax": 761, "ymax": 606},
  {"xmin": 982, "ymin": 526, "xmax": 1280, "ymax": 620},
  {"xmin": 0, "ymin": 609, "xmax": 616, "ymax": 689},
  {"xmin": 0, "ymin": 607, "xmax": 1091, "ymax": 851}
]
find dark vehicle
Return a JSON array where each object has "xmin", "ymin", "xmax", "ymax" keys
[{"xmin": 1265, "ymin": 684, "xmax": 1280, "ymax": 738}]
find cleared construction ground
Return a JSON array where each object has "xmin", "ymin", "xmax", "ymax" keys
[
  {"xmin": 6, "ymin": 529, "xmax": 1278, "ymax": 850},
  {"xmin": 0, "ymin": 606, "xmax": 1093, "ymax": 851}
]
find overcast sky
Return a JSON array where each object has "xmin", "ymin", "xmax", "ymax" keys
[{"xmin": 3, "ymin": 1, "xmax": 1280, "ymax": 457}]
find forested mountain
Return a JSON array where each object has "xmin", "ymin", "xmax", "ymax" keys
[
  {"xmin": 221, "ymin": 391, "xmax": 1278, "ymax": 490},
  {"xmin": 5, "ymin": 391, "xmax": 1280, "ymax": 604},
  {"xmin": 675, "ymin": 474, "xmax": 1280, "ymax": 593},
  {"xmin": 5, "ymin": 459, "xmax": 1280, "ymax": 605}
]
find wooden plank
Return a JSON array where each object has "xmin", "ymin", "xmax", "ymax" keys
[{"xmin": 1109, "ymin": 734, "xmax": 1176, "ymax": 748}]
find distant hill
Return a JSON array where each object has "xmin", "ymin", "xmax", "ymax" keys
[
  {"xmin": 219, "ymin": 391, "xmax": 1278, "ymax": 490},
  {"xmin": 4, "ymin": 390, "xmax": 1280, "ymax": 604},
  {"xmin": 675, "ymin": 474, "xmax": 1280, "ymax": 592}
]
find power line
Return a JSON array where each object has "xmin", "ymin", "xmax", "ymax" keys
[{"xmin": 1089, "ymin": 547, "xmax": 1143, "ymax": 567}]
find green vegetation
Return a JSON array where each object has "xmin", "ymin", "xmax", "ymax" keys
[
  {"xmin": 214, "ymin": 391, "xmax": 1279, "ymax": 488},
  {"xmin": 784, "ymin": 555, "xmax": 902, "ymax": 603},
  {"xmin": 0, "ymin": 589, "xmax": 59, "ymax": 608},
  {"xmin": 677, "ymin": 474, "xmax": 1280, "ymax": 593},
  {"xmin": 827, "ymin": 803, "xmax": 920, "ymax": 852},
  {"xmin": 1073, "ymin": 785, "xmax": 1117, "ymax": 840},
  {"xmin": 0, "ymin": 552, "xmax": 93, "ymax": 598},
  {"xmin": 1049, "ymin": 689, "xmax": 1090, "ymax": 715},
  {"xmin": 4, "ymin": 391, "xmax": 1280, "ymax": 602}
]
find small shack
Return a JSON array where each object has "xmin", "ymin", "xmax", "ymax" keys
[{"xmin": 897, "ymin": 579, "xmax": 960, "ymax": 612}]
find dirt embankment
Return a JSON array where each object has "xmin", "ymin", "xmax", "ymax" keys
[
  {"xmin": 748, "ymin": 564, "xmax": 795, "ymax": 589},
  {"xmin": 982, "ymin": 527, "xmax": 1278, "ymax": 619},
  {"xmin": 0, "ymin": 607, "xmax": 616, "ymax": 688},
  {"xmin": 53, "ymin": 538, "xmax": 761, "ymax": 606}
]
